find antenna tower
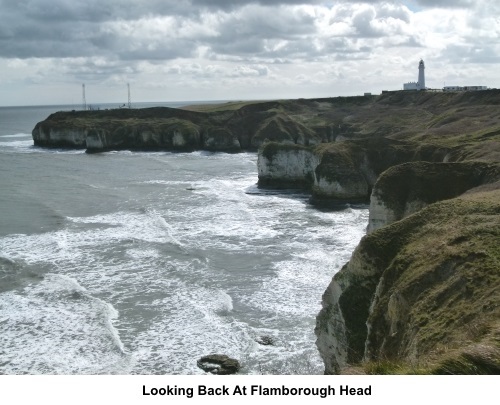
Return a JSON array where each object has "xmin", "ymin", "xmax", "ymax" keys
[
  {"xmin": 82, "ymin": 84, "xmax": 87, "ymax": 111},
  {"xmin": 127, "ymin": 83, "xmax": 131, "ymax": 109}
]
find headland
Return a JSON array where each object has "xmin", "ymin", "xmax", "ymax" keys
[{"xmin": 32, "ymin": 90, "xmax": 500, "ymax": 374}]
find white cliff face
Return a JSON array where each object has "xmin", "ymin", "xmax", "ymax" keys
[
  {"xmin": 313, "ymin": 176, "xmax": 369, "ymax": 200},
  {"xmin": 33, "ymin": 126, "xmax": 87, "ymax": 148},
  {"xmin": 258, "ymin": 144, "xmax": 375, "ymax": 202},
  {"xmin": 202, "ymin": 128, "xmax": 241, "ymax": 151},
  {"xmin": 316, "ymin": 244, "xmax": 381, "ymax": 374},
  {"xmin": 85, "ymin": 130, "xmax": 105, "ymax": 150},
  {"xmin": 257, "ymin": 147, "xmax": 319, "ymax": 185},
  {"xmin": 367, "ymin": 193, "xmax": 426, "ymax": 233},
  {"xmin": 315, "ymin": 279, "xmax": 348, "ymax": 374},
  {"xmin": 367, "ymin": 194, "xmax": 397, "ymax": 233},
  {"xmin": 172, "ymin": 131, "xmax": 186, "ymax": 147},
  {"xmin": 139, "ymin": 130, "xmax": 161, "ymax": 145}
]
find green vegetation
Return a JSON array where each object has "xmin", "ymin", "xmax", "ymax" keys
[
  {"xmin": 344, "ymin": 189, "xmax": 500, "ymax": 374},
  {"xmin": 181, "ymin": 100, "xmax": 268, "ymax": 112},
  {"xmin": 373, "ymin": 161, "xmax": 500, "ymax": 218},
  {"xmin": 259, "ymin": 142, "xmax": 311, "ymax": 162},
  {"xmin": 182, "ymin": 92, "xmax": 500, "ymax": 374},
  {"xmin": 36, "ymin": 91, "xmax": 500, "ymax": 374},
  {"xmin": 36, "ymin": 89, "xmax": 500, "ymax": 155}
]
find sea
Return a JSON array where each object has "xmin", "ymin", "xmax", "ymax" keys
[{"xmin": 0, "ymin": 101, "xmax": 368, "ymax": 375}]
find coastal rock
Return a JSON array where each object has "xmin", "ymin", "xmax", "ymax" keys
[
  {"xmin": 316, "ymin": 187, "xmax": 500, "ymax": 374},
  {"xmin": 85, "ymin": 120, "xmax": 202, "ymax": 152},
  {"xmin": 257, "ymin": 143, "xmax": 319, "ymax": 188},
  {"xmin": 32, "ymin": 124, "xmax": 87, "ymax": 148},
  {"xmin": 257, "ymin": 137, "xmax": 431, "ymax": 206},
  {"xmin": 311, "ymin": 143, "xmax": 372, "ymax": 205},
  {"xmin": 367, "ymin": 161, "xmax": 500, "ymax": 232},
  {"xmin": 251, "ymin": 114, "xmax": 321, "ymax": 149},
  {"xmin": 202, "ymin": 127, "xmax": 241, "ymax": 152},
  {"xmin": 32, "ymin": 103, "xmax": 325, "ymax": 153},
  {"xmin": 315, "ymin": 243, "xmax": 381, "ymax": 374},
  {"xmin": 197, "ymin": 354, "xmax": 241, "ymax": 375},
  {"xmin": 256, "ymin": 336, "xmax": 275, "ymax": 346}
]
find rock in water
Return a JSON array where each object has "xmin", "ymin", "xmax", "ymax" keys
[
  {"xmin": 256, "ymin": 336, "xmax": 275, "ymax": 346},
  {"xmin": 197, "ymin": 354, "xmax": 241, "ymax": 375}
]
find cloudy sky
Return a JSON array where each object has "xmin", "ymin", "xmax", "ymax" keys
[{"xmin": 0, "ymin": 0, "xmax": 499, "ymax": 106}]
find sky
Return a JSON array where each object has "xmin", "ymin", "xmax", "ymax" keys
[{"xmin": 0, "ymin": 0, "xmax": 499, "ymax": 106}]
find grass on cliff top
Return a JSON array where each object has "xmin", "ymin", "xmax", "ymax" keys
[
  {"xmin": 361, "ymin": 321, "xmax": 500, "ymax": 375},
  {"xmin": 360, "ymin": 187, "xmax": 500, "ymax": 374},
  {"xmin": 180, "ymin": 100, "xmax": 269, "ymax": 112},
  {"xmin": 259, "ymin": 141, "xmax": 312, "ymax": 161},
  {"xmin": 43, "ymin": 115, "xmax": 201, "ymax": 134}
]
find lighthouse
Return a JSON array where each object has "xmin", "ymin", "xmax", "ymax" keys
[
  {"xmin": 403, "ymin": 59, "xmax": 426, "ymax": 91},
  {"xmin": 418, "ymin": 59, "xmax": 425, "ymax": 90}
]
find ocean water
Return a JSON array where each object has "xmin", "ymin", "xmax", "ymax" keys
[{"xmin": 0, "ymin": 102, "xmax": 368, "ymax": 375}]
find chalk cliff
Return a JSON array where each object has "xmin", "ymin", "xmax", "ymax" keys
[
  {"xmin": 257, "ymin": 143, "xmax": 319, "ymax": 188},
  {"xmin": 32, "ymin": 91, "xmax": 500, "ymax": 374},
  {"xmin": 316, "ymin": 185, "xmax": 500, "ymax": 374},
  {"xmin": 257, "ymin": 138, "xmax": 451, "ymax": 206},
  {"xmin": 257, "ymin": 91, "xmax": 500, "ymax": 374},
  {"xmin": 32, "ymin": 103, "xmax": 328, "ymax": 153},
  {"xmin": 367, "ymin": 161, "xmax": 500, "ymax": 232}
]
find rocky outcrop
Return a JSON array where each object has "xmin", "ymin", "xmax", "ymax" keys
[
  {"xmin": 197, "ymin": 354, "xmax": 241, "ymax": 375},
  {"xmin": 316, "ymin": 174, "xmax": 500, "ymax": 375},
  {"xmin": 367, "ymin": 161, "xmax": 500, "ymax": 232},
  {"xmin": 33, "ymin": 90, "xmax": 500, "ymax": 156},
  {"xmin": 257, "ymin": 143, "xmax": 319, "ymax": 188},
  {"xmin": 202, "ymin": 127, "xmax": 240, "ymax": 152},
  {"xmin": 258, "ymin": 138, "xmax": 451, "ymax": 206},
  {"xmin": 315, "ymin": 241, "xmax": 382, "ymax": 373},
  {"xmin": 251, "ymin": 114, "xmax": 322, "ymax": 148},
  {"xmin": 32, "ymin": 105, "xmax": 325, "ymax": 153},
  {"xmin": 310, "ymin": 142, "xmax": 376, "ymax": 205},
  {"xmin": 32, "ymin": 124, "xmax": 87, "ymax": 148}
]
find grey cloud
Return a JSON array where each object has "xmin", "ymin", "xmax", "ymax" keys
[
  {"xmin": 207, "ymin": 5, "xmax": 317, "ymax": 58},
  {"xmin": 0, "ymin": 1, "xmax": 411, "ymax": 61},
  {"xmin": 117, "ymin": 41, "xmax": 197, "ymax": 61},
  {"xmin": 415, "ymin": 0, "xmax": 475, "ymax": 8},
  {"xmin": 1, "ymin": 0, "xmax": 325, "ymax": 23},
  {"xmin": 0, "ymin": 0, "xmax": 489, "ymax": 67},
  {"xmin": 377, "ymin": 3, "xmax": 411, "ymax": 22},
  {"xmin": 352, "ymin": 8, "xmax": 380, "ymax": 37},
  {"xmin": 440, "ymin": 43, "xmax": 500, "ymax": 64},
  {"xmin": 227, "ymin": 64, "xmax": 270, "ymax": 77},
  {"xmin": 330, "ymin": 3, "xmax": 411, "ymax": 40}
]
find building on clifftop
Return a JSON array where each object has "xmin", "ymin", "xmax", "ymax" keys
[{"xmin": 404, "ymin": 59, "xmax": 426, "ymax": 91}]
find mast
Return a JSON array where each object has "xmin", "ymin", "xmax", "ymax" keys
[
  {"xmin": 82, "ymin": 84, "xmax": 87, "ymax": 110},
  {"xmin": 127, "ymin": 83, "xmax": 131, "ymax": 109}
]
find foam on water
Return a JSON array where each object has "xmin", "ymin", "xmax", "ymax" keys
[
  {"xmin": 0, "ymin": 148, "xmax": 368, "ymax": 374},
  {"xmin": 0, "ymin": 273, "xmax": 130, "ymax": 374},
  {"xmin": 0, "ymin": 132, "xmax": 85, "ymax": 155},
  {"xmin": 0, "ymin": 133, "xmax": 31, "ymax": 138}
]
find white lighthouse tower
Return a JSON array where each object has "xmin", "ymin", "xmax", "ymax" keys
[
  {"xmin": 403, "ymin": 59, "xmax": 426, "ymax": 91},
  {"xmin": 418, "ymin": 59, "xmax": 425, "ymax": 90}
]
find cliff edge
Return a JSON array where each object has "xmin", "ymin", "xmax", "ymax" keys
[
  {"xmin": 32, "ymin": 101, "xmax": 328, "ymax": 153},
  {"xmin": 316, "ymin": 183, "xmax": 500, "ymax": 374},
  {"xmin": 254, "ymin": 90, "xmax": 500, "ymax": 374}
]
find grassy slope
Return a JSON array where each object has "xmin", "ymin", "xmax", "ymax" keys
[
  {"xmin": 39, "ymin": 92, "xmax": 499, "ymax": 373},
  {"xmin": 40, "ymin": 90, "xmax": 500, "ymax": 157},
  {"xmin": 356, "ymin": 187, "xmax": 500, "ymax": 374},
  {"xmin": 194, "ymin": 94, "xmax": 500, "ymax": 374}
]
